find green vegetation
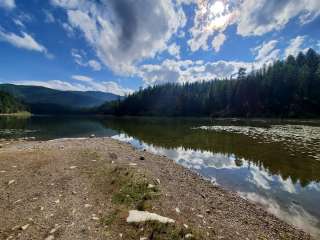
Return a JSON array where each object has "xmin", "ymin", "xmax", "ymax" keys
[
  {"xmin": 100, "ymin": 49, "xmax": 320, "ymax": 118},
  {"xmin": 101, "ymin": 166, "xmax": 159, "ymax": 209},
  {"xmin": 94, "ymin": 165, "xmax": 204, "ymax": 239},
  {"xmin": 0, "ymin": 91, "xmax": 26, "ymax": 114}
]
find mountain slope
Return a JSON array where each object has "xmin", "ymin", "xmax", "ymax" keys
[
  {"xmin": 0, "ymin": 84, "xmax": 121, "ymax": 110},
  {"xmin": 0, "ymin": 91, "xmax": 26, "ymax": 114}
]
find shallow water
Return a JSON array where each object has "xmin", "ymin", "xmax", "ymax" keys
[{"xmin": 1, "ymin": 116, "xmax": 320, "ymax": 237}]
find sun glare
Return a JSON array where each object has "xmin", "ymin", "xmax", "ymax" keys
[
  {"xmin": 210, "ymin": 1, "xmax": 225, "ymax": 16},
  {"xmin": 197, "ymin": 0, "xmax": 237, "ymax": 32}
]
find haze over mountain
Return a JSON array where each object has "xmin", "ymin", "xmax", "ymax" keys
[{"xmin": 0, "ymin": 84, "xmax": 121, "ymax": 113}]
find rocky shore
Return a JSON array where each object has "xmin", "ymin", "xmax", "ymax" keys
[{"xmin": 0, "ymin": 138, "xmax": 312, "ymax": 239}]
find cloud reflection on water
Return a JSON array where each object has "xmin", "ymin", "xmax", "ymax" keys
[
  {"xmin": 112, "ymin": 133, "xmax": 320, "ymax": 237},
  {"xmin": 239, "ymin": 192, "xmax": 320, "ymax": 238}
]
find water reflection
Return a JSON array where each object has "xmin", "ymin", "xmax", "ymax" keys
[
  {"xmin": 112, "ymin": 132, "xmax": 320, "ymax": 237},
  {"xmin": 239, "ymin": 192, "xmax": 320, "ymax": 237},
  {"xmin": 1, "ymin": 116, "xmax": 320, "ymax": 237}
]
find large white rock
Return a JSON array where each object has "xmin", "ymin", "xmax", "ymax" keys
[{"xmin": 126, "ymin": 210, "xmax": 175, "ymax": 224}]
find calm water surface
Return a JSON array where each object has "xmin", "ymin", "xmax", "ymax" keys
[{"xmin": 1, "ymin": 116, "xmax": 320, "ymax": 237}]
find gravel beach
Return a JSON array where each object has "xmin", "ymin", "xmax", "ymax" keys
[{"xmin": 0, "ymin": 138, "xmax": 312, "ymax": 240}]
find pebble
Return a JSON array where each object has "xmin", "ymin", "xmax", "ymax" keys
[
  {"xmin": 69, "ymin": 166, "xmax": 77, "ymax": 169},
  {"xmin": 84, "ymin": 204, "xmax": 92, "ymax": 208},
  {"xmin": 175, "ymin": 207, "xmax": 181, "ymax": 213},
  {"xmin": 49, "ymin": 225, "xmax": 60, "ymax": 234},
  {"xmin": 8, "ymin": 180, "xmax": 15, "ymax": 185},
  {"xmin": 21, "ymin": 224, "xmax": 30, "ymax": 231},
  {"xmin": 92, "ymin": 214, "xmax": 99, "ymax": 221},
  {"xmin": 11, "ymin": 225, "xmax": 20, "ymax": 230},
  {"xmin": 54, "ymin": 199, "xmax": 60, "ymax": 204},
  {"xmin": 45, "ymin": 235, "xmax": 55, "ymax": 240}
]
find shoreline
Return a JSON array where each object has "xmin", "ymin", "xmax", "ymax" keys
[
  {"xmin": 0, "ymin": 111, "xmax": 31, "ymax": 117},
  {"xmin": 0, "ymin": 137, "xmax": 312, "ymax": 239}
]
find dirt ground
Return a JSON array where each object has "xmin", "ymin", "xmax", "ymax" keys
[{"xmin": 0, "ymin": 138, "xmax": 312, "ymax": 240}]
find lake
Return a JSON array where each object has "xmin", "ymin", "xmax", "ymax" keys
[{"xmin": 1, "ymin": 115, "xmax": 320, "ymax": 237}]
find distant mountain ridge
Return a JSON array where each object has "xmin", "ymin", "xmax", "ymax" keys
[{"xmin": 0, "ymin": 84, "xmax": 121, "ymax": 113}]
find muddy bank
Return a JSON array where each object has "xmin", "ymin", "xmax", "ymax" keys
[{"xmin": 0, "ymin": 138, "xmax": 311, "ymax": 239}]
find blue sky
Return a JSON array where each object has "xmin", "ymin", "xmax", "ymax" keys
[{"xmin": 0, "ymin": 0, "xmax": 319, "ymax": 95}]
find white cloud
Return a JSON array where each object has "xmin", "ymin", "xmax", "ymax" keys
[
  {"xmin": 44, "ymin": 10, "xmax": 55, "ymax": 23},
  {"xmin": 285, "ymin": 36, "xmax": 307, "ymax": 57},
  {"xmin": 52, "ymin": 0, "xmax": 187, "ymax": 75},
  {"xmin": 71, "ymin": 75, "xmax": 93, "ymax": 82},
  {"xmin": 71, "ymin": 49, "xmax": 102, "ymax": 71},
  {"xmin": 188, "ymin": 1, "xmax": 238, "ymax": 52},
  {"xmin": 139, "ymin": 59, "xmax": 250, "ymax": 86},
  {"xmin": 167, "ymin": 43, "xmax": 181, "ymax": 59},
  {"xmin": 253, "ymin": 40, "xmax": 280, "ymax": 64},
  {"xmin": 13, "ymin": 19, "xmax": 25, "ymax": 28},
  {"xmin": 8, "ymin": 79, "xmax": 133, "ymax": 96},
  {"xmin": 212, "ymin": 33, "xmax": 226, "ymax": 52},
  {"xmin": 102, "ymin": 81, "xmax": 133, "ymax": 96},
  {"xmin": 11, "ymin": 80, "xmax": 83, "ymax": 92},
  {"xmin": 61, "ymin": 22, "xmax": 74, "ymax": 37},
  {"xmin": 48, "ymin": 0, "xmax": 320, "ymax": 86},
  {"xmin": 12, "ymin": 12, "xmax": 33, "ymax": 28},
  {"xmin": 0, "ymin": 30, "xmax": 49, "ymax": 55},
  {"xmin": 87, "ymin": 60, "xmax": 102, "ymax": 71},
  {"xmin": 0, "ymin": 0, "xmax": 15, "ymax": 10},
  {"xmin": 187, "ymin": 0, "xmax": 320, "ymax": 51},
  {"xmin": 237, "ymin": 0, "xmax": 320, "ymax": 36}
]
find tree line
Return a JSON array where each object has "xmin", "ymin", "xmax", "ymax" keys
[
  {"xmin": 99, "ymin": 48, "xmax": 320, "ymax": 118},
  {"xmin": 0, "ymin": 91, "xmax": 26, "ymax": 114}
]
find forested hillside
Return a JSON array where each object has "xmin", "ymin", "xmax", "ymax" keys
[
  {"xmin": 0, "ymin": 91, "xmax": 26, "ymax": 114},
  {"xmin": 100, "ymin": 49, "xmax": 320, "ymax": 118},
  {"xmin": 0, "ymin": 84, "xmax": 121, "ymax": 114}
]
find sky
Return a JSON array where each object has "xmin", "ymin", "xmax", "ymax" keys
[{"xmin": 0, "ymin": 0, "xmax": 320, "ymax": 96}]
